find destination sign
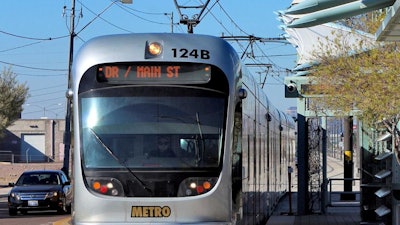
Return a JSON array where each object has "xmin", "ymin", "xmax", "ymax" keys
[{"xmin": 97, "ymin": 63, "xmax": 211, "ymax": 84}]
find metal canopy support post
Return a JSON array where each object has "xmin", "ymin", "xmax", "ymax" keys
[
  {"xmin": 341, "ymin": 116, "xmax": 355, "ymax": 200},
  {"xmin": 321, "ymin": 116, "xmax": 328, "ymax": 214},
  {"xmin": 297, "ymin": 113, "xmax": 309, "ymax": 215}
]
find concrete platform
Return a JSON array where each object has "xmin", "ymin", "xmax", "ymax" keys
[
  {"xmin": 267, "ymin": 155, "xmax": 362, "ymax": 225},
  {"xmin": 266, "ymin": 192, "xmax": 360, "ymax": 225}
]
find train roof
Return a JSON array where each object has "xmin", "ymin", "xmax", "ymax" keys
[{"xmin": 72, "ymin": 33, "xmax": 241, "ymax": 84}]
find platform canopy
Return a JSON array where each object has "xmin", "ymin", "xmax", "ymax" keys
[
  {"xmin": 376, "ymin": 0, "xmax": 400, "ymax": 41},
  {"xmin": 278, "ymin": 14, "xmax": 376, "ymax": 70}
]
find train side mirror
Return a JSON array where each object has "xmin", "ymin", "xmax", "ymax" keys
[{"xmin": 238, "ymin": 88, "xmax": 247, "ymax": 99}]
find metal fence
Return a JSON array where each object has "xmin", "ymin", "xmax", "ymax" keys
[
  {"xmin": 327, "ymin": 178, "xmax": 361, "ymax": 207},
  {"xmin": 0, "ymin": 152, "xmax": 55, "ymax": 163}
]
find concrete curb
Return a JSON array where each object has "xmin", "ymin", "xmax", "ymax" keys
[{"xmin": 52, "ymin": 217, "xmax": 71, "ymax": 225}]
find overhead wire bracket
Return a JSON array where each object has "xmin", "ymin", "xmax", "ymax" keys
[{"xmin": 173, "ymin": 0, "xmax": 211, "ymax": 33}]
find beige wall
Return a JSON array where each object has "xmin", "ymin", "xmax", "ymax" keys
[{"xmin": 1, "ymin": 119, "xmax": 66, "ymax": 163}]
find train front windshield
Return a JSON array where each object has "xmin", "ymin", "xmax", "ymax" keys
[
  {"xmin": 78, "ymin": 64, "xmax": 228, "ymax": 197},
  {"xmin": 81, "ymin": 88, "xmax": 225, "ymax": 169}
]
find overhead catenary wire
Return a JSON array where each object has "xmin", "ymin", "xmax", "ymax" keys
[
  {"xmin": 75, "ymin": 0, "xmax": 117, "ymax": 35},
  {"xmin": 215, "ymin": 1, "xmax": 250, "ymax": 36},
  {"xmin": 0, "ymin": 1, "xmax": 295, "ymax": 119},
  {"xmin": 78, "ymin": 0, "xmax": 133, "ymax": 33},
  {"xmin": 115, "ymin": 1, "xmax": 171, "ymax": 25},
  {"xmin": 211, "ymin": 2, "xmax": 294, "ymax": 85}
]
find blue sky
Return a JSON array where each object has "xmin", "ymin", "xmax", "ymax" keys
[{"xmin": 0, "ymin": 0, "xmax": 296, "ymax": 119}]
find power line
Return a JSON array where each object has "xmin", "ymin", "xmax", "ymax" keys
[
  {"xmin": 15, "ymin": 72, "xmax": 66, "ymax": 77},
  {"xmin": 0, "ymin": 41, "xmax": 44, "ymax": 53},
  {"xmin": 25, "ymin": 96, "xmax": 66, "ymax": 104},
  {"xmin": 115, "ymin": 1, "xmax": 171, "ymax": 25},
  {"xmin": 29, "ymin": 84, "xmax": 67, "ymax": 93},
  {"xmin": 0, "ymin": 30, "xmax": 69, "ymax": 41},
  {"xmin": 78, "ymin": 0, "xmax": 133, "ymax": 33},
  {"xmin": 215, "ymin": 1, "xmax": 250, "ymax": 36},
  {"xmin": 0, "ymin": 60, "xmax": 67, "ymax": 71},
  {"xmin": 29, "ymin": 90, "xmax": 66, "ymax": 98},
  {"xmin": 75, "ymin": 0, "xmax": 116, "ymax": 35},
  {"xmin": 209, "ymin": 1, "xmax": 296, "ymax": 79},
  {"xmin": 115, "ymin": 0, "xmax": 172, "ymax": 15}
]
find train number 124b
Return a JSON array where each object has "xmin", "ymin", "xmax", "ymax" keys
[{"xmin": 172, "ymin": 48, "xmax": 210, "ymax": 59}]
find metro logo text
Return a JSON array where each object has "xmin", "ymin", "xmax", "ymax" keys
[{"xmin": 131, "ymin": 206, "xmax": 171, "ymax": 217}]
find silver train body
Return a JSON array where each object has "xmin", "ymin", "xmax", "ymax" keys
[{"xmin": 71, "ymin": 33, "xmax": 296, "ymax": 225}]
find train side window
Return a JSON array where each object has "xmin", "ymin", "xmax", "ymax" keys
[
  {"xmin": 232, "ymin": 106, "xmax": 242, "ymax": 208},
  {"xmin": 233, "ymin": 112, "xmax": 242, "ymax": 162}
]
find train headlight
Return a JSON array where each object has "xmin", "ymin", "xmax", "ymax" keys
[
  {"xmin": 146, "ymin": 41, "xmax": 163, "ymax": 58},
  {"xmin": 88, "ymin": 177, "xmax": 124, "ymax": 197},
  {"xmin": 148, "ymin": 42, "xmax": 162, "ymax": 55},
  {"xmin": 177, "ymin": 177, "xmax": 218, "ymax": 197}
]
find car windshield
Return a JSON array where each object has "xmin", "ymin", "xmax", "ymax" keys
[
  {"xmin": 79, "ymin": 86, "xmax": 226, "ymax": 170},
  {"xmin": 16, "ymin": 173, "xmax": 60, "ymax": 185}
]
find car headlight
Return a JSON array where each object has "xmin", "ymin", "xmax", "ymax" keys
[
  {"xmin": 46, "ymin": 191, "xmax": 59, "ymax": 200},
  {"xmin": 10, "ymin": 192, "xmax": 21, "ymax": 200}
]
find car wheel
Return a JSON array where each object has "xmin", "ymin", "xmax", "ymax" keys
[
  {"xmin": 57, "ymin": 199, "xmax": 67, "ymax": 214},
  {"xmin": 9, "ymin": 208, "xmax": 17, "ymax": 216},
  {"xmin": 66, "ymin": 204, "xmax": 71, "ymax": 214},
  {"xmin": 66, "ymin": 201, "xmax": 72, "ymax": 214}
]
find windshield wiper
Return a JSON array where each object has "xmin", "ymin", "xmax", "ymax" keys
[
  {"xmin": 195, "ymin": 112, "xmax": 205, "ymax": 166},
  {"xmin": 88, "ymin": 128, "xmax": 153, "ymax": 195}
]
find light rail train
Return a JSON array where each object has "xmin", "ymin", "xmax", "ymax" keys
[{"xmin": 71, "ymin": 33, "xmax": 296, "ymax": 225}]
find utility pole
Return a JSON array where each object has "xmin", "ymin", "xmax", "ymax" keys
[
  {"xmin": 62, "ymin": 0, "xmax": 75, "ymax": 177},
  {"xmin": 168, "ymin": 12, "xmax": 174, "ymax": 33}
]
